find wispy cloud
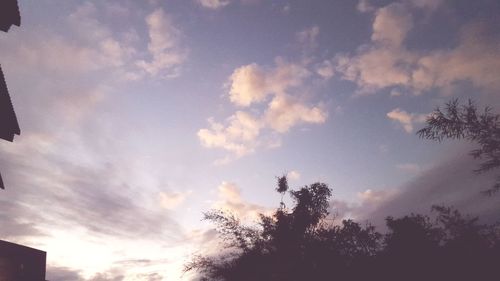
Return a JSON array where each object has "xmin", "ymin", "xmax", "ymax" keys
[
  {"xmin": 296, "ymin": 25, "xmax": 320, "ymax": 51},
  {"xmin": 136, "ymin": 8, "xmax": 188, "ymax": 79},
  {"xmin": 287, "ymin": 170, "xmax": 301, "ymax": 181},
  {"xmin": 0, "ymin": 3, "xmax": 192, "ymax": 278},
  {"xmin": 387, "ymin": 108, "xmax": 427, "ymax": 133},
  {"xmin": 197, "ymin": 0, "xmax": 231, "ymax": 10},
  {"xmin": 159, "ymin": 190, "xmax": 192, "ymax": 210},
  {"xmin": 396, "ymin": 163, "xmax": 422, "ymax": 174}
]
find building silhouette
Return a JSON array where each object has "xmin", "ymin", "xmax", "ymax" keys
[
  {"xmin": 0, "ymin": 0, "xmax": 21, "ymax": 189},
  {"xmin": 0, "ymin": 240, "xmax": 46, "ymax": 281}
]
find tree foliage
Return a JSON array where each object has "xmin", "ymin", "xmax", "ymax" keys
[
  {"xmin": 185, "ymin": 178, "xmax": 500, "ymax": 281},
  {"xmin": 417, "ymin": 99, "xmax": 500, "ymax": 194}
]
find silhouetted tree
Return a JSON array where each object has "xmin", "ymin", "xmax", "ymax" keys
[
  {"xmin": 185, "ymin": 178, "xmax": 500, "ymax": 281},
  {"xmin": 417, "ymin": 99, "xmax": 500, "ymax": 194}
]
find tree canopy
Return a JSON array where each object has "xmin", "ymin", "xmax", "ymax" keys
[
  {"xmin": 185, "ymin": 177, "xmax": 500, "ymax": 281},
  {"xmin": 417, "ymin": 99, "xmax": 500, "ymax": 194}
]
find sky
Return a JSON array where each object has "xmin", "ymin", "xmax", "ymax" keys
[{"xmin": 0, "ymin": 0, "xmax": 500, "ymax": 280}]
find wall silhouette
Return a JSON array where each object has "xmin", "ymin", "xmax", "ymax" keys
[
  {"xmin": 0, "ymin": 0, "xmax": 21, "ymax": 189},
  {"xmin": 0, "ymin": 240, "xmax": 46, "ymax": 281}
]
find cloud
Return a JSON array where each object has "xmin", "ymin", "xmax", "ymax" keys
[
  {"xmin": 287, "ymin": 170, "xmax": 301, "ymax": 181},
  {"xmin": 410, "ymin": 0, "xmax": 444, "ymax": 11},
  {"xmin": 47, "ymin": 266, "xmax": 84, "ymax": 281},
  {"xmin": 0, "ymin": 3, "xmax": 190, "ymax": 244},
  {"xmin": 265, "ymin": 95, "xmax": 327, "ymax": 133},
  {"xmin": 197, "ymin": 0, "xmax": 230, "ymax": 9},
  {"xmin": 335, "ymin": 2, "xmax": 415, "ymax": 93},
  {"xmin": 213, "ymin": 182, "xmax": 271, "ymax": 221},
  {"xmin": 199, "ymin": 59, "xmax": 327, "ymax": 162},
  {"xmin": 335, "ymin": 45, "xmax": 416, "ymax": 94},
  {"xmin": 412, "ymin": 22, "xmax": 500, "ymax": 93},
  {"xmin": 336, "ymin": 2, "xmax": 500, "ymax": 95},
  {"xmin": 386, "ymin": 108, "xmax": 427, "ymax": 133},
  {"xmin": 0, "ymin": 199, "xmax": 44, "ymax": 240},
  {"xmin": 315, "ymin": 59, "xmax": 335, "ymax": 80},
  {"xmin": 198, "ymin": 111, "xmax": 262, "ymax": 159},
  {"xmin": 0, "ymin": 151, "xmax": 183, "ymax": 240},
  {"xmin": 136, "ymin": 8, "xmax": 187, "ymax": 78},
  {"xmin": 329, "ymin": 149, "xmax": 500, "ymax": 229},
  {"xmin": 47, "ymin": 266, "xmax": 130, "ymax": 281},
  {"xmin": 228, "ymin": 64, "xmax": 269, "ymax": 106},
  {"xmin": 159, "ymin": 190, "xmax": 192, "ymax": 209},
  {"xmin": 371, "ymin": 3, "xmax": 412, "ymax": 47},
  {"xmin": 330, "ymin": 188, "xmax": 400, "ymax": 221},
  {"xmin": 361, "ymin": 152, "xmax": 500, "ymax": 227},
  {"xmin": 228, "ymin": 59, "xmax": 310, "ymax": 107},
  {"xmin": 296, "ymin": 26, "xmax": 320, "ymax": 50},
  {"xmin": 0, "ymin": 3, "xmax": 190, "ymax": 83},
  {"xmin": 396, "ymin": 163, "xmax": 422, "ymax": 174},
  {"xmin": 357, "ymin": 0, "xmax": 375, "ymax": 13}
]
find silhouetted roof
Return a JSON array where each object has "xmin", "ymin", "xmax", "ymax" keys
[
  {"xmin": 0, "ymin": 0, "xmax": 21, "ymax": 32},
  {"xmin": 0, "ymin": 66, "xmax": 20, "ymax": 142},
  {"xmin": 0, "ymin": 66, "xmax": 19, "ymax": 189},
  {"xmin": 0, "ymin": 0, "xmax": 21, "ymax": 190}
]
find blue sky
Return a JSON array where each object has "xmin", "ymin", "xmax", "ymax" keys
[{"xmin": 1, "ymin": 0, "xmax": 499, "ymax": 280}]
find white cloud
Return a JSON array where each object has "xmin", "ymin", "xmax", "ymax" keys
[
  {"xmin": 213, "ymin": 182, "xmax": 271, "ymax": 221},
  {"xmin": 229, "ymin": 64, "xmax": 269, "ymax": 106},
  {"xmin": 159, "ymin": 191, "xmax": 192, "ymax": 209},
  {"xmin": 199, "ymin": 58, "xmax": 327, "ymax": 162},
  {"xmin": 229, "ymin": 59, "xmax": 310, "ymax": 106},
  {"xmin": 197, "ymin": 0, "xmax": 230, "ymax": 9},
  {"xmin": 357, "ymin": 188, "xmax": 400, "ymax": 207},
  {"xmin": 197, "ymin": 111, "xmax": 262, "ymax": 158},
  {"xmin": 265, "ymin": 95, "xmax": 327, "ymax": 133},
  {"xmin": 287, "ymin": 170, "xmax": 301, "ymax": 181},
  {"xmin": 331, "ymin": 188, "xmax": 400, "ymax": 221},
  {"xmin": 136, "ymin": 8, "xmax": 187, "ymax": 78},
  {"xmin": 371, "ymin": 3, "xmax": 412, "ymax": 47},
  {"xmin": 335, "ymin": 47, "xmax": 416, "ymax": 94},
  {"xmin": 336, "ymin": 2, "xmax": 500, "ymax": 95},
  {"xmin": 387, "ymin": 108, "xmax": 427, "ymax": 133},
  {"xmin": 334, "ymin": 2, "xmax": 416, "ymax": 94},
  {"xmin": 412, "ymin": 23, "xmax": 500, "ymax": 93}
]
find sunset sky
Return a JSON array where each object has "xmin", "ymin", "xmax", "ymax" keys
[{"xmin": 1, "ymin": 0, "xmax": 500, "ymax": 280}]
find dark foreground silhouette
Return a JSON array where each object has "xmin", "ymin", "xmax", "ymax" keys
[
  {"xmin": 185, "ymin": 177, "xmax": 500, "ymax": 281},
  {"xmin": 0, "ymin": 0, "xmax": 21, "ymax": 189},
  {"xmin": 0, "ymin": 240, "xmax": 46, "ymax": 281},
  {"xmin": 418, "ymin": 99, "xmax": 500, "ymax": 195}
]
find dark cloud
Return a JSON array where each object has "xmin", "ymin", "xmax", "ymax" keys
[
  {"xmin": 113, "ymin": 258, "xmax": 154, "ymax": 266},
  {"xmin": 46, "ymin": 266, "xmax": 83, "ymax": 281},
  {"xmin": 47, "ymin": 266, "xmax": 128, "ymax": 281},
  {"xmin": 88, "ymin": 272, "xmax": 124, "ymax": 281},
  {"xmin": 134, "ymin": 272, "xmax": 163, "ymax": 281},
  {"xmin": 358, "ymin": 149, "xmax": 500, "ymax": 227}
]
